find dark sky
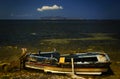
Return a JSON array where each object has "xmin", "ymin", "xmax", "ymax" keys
[{"xmin": 0, "ymin": 0, "xmax": 120, "ymax": 19}]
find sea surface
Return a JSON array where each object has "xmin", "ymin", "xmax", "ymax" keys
[{"xmin": 0, "ymin": 20, "xmax": 120, "ymax": 46}]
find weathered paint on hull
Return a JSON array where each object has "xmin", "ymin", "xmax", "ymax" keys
[
  {"xmin": 25, "ymin": 63, "xmax": 109, "ymax": 75},
  {"xmin": 44, "ymin": 66, "xmax": 108, "ymax": 74}
]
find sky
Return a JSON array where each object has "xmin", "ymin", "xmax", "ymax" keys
[{"xmin": 0, "ymin": 0, "xmax": 120, "ymax": 19}]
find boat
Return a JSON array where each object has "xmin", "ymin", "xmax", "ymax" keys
[{"xmin": 23, "ymin": 51, "xmax": 111, "ymax": 75}]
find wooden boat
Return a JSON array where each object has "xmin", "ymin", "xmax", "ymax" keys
[{"xmin": 24, "ymin": 51, "xmax": 111, "ymax": 75}]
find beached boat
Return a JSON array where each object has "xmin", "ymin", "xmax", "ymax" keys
[{"xmin": 24, "ymin": 51, "xmax": 111, "ymax": 75}]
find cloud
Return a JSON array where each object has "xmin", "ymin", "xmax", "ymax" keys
[{"xmin": 37, "ymin": 5, "xmax": 63, "ymax": 11}]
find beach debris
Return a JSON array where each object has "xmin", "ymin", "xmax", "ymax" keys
[{"xmin": 67, "ymin": 73, "xmax": 86, "ymax": 79}]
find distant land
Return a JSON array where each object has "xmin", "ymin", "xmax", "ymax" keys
[
  {"xmin": 40, "ymin": 16, "xmax": 67, "ymax": 20},
  {"xmin": 0, "ymin": 16, "xmax": 120, "ymax": 21},
  {"xmin": 39, "ymin": 16, "xmax": 120, "ymax": 21}
]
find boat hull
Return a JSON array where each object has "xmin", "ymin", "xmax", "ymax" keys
[
  {"xmin": 25, "ymin": 62, "xmax": 110, "ymax": 75},
  {"xmin": 24, "ymin": 52, "xmax": 111, "ymax": 75},
  {"xmin": 44, "ymin": 66, "xmax": 108, "ymax": 75}
]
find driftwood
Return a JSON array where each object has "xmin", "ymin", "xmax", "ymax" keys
[
  {"xmin": 67, "ymin": 73, "xmax": 86, "ymax": 79},
  {"xmin": 19, "ymin": 48, "xmax": 27, "ymax": 70},
  {"xmin": 68, "ymin": 58, "xmax": 86, "ymax": 79}
]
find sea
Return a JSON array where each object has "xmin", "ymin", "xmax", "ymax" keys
[{"xmin": 0, "ymin": 20, "xmax": 120, "ymax": 46}]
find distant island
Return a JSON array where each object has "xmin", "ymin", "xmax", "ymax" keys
[
  {"xmin": 40, "ymin": 16, "xmax": 67, "ymax": 20},
  {"xmin": 39, "ymin": 16, "xmax": 119, "ymax": 21},
  {"xmin": 40, "ymin": 16, "xmax": 82, "ymax": 20}
]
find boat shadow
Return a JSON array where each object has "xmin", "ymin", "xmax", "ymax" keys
[{"xmin": 102, "ymin": 67, "xmax": 114, "ymax": 76}]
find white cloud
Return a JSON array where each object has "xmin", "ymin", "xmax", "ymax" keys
[{"xmin": 37, "ymin": 5, "xmax": 63, "ymax": 11}]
